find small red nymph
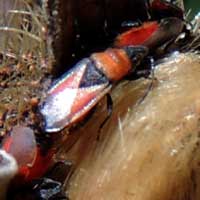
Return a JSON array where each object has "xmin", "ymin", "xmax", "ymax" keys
[{"xmin": 2, "ymin": 126, "xmax": 54, "ymax": 181}]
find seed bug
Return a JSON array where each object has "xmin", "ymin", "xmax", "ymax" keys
[
  {"xmin": 40, "ymin": 14, "xmax": 186, "ymax": 134},
  {"xmin": 114, "ymin": 17, "xmax": 185, "ymax": 104},
  {"xmin": 115, "ymin": 17, "xmax": 184, "ymax": 51},
  {"xmin": 0, "ymin": 0, "xmax": 188, "ymax": 198},
  {"xmin": 40, "ymin": 46, "xmax": 148, "ymax": 133}
]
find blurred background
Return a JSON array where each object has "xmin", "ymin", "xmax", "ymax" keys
[{"xmin": 184, "ymin": 0, "xmax": 200, "ymax": 18}]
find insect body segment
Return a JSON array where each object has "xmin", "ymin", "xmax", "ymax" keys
[
  {"xmin": 115, "ymin": 21, "xmax": 159, "ymax": 47},
  {"xmin": 41, "ymin": 46, "xmax": 148, "ymax": 133},
  {"xmin": 91, "ymin": 48, "xmax": 133, "ymax": 81},
  {"xmin": 115, "ymin": 17, "xmax": 184, "ymax": 50}
]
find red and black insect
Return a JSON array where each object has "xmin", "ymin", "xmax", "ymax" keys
[
  {"xmin": 40, "ymin": 18, "xmax": 186, "ymax": 133},
  {"xmin": 40, "ymin": 46, "xmax": 148, "ymax": 132},
  {"xmin": 66, "ymin": 0, "xmax": 184, "ymax": 75},
  {"xmin": 114, "ymin": 17, "xmax": 184, "ymax": 51},
  {"xmin": 2, "ymin": 0, "xmax": 186, "ymax": 181},
  {"xmin": 0, "ymin": 0, "xmax": 187, "ymax": 199},
  {"xmin": 40, "ymin": 1, "xmax": 187, "ymax": 133}
]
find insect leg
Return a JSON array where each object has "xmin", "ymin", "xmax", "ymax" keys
[
  {"xmin": 138, "ymin": 56, "xmax": 157, "ymax": 104},
  {"xmin": 98, "ymin": 93, "xmax": 113, "ymax": 134}
]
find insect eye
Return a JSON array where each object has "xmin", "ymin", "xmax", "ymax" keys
[
  {"xmin": 132, "ymin": 53, "xmax": 146, "ymax": 66},
  {"xmin": 123, "ymin": 45, "xmax": 148, "ymax": 66}
]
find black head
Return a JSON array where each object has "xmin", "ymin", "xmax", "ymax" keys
[{"xmin": 123, "ymin": 45, "xmax": 149, "ymax": 67}]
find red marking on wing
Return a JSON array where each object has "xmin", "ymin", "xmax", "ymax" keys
[
  {"xmin": 71, "ymin": 85, "xmax": 107, "ymax": 115},
  {"xmin": 49, "ymin": 83, "xmax": 111, "ymax": 131},
  {"xmin": 115, "ymin": 21, "xmax": 158, "ymax": 47},
  {"xmin": 50, "ymin": 60, "xmax": 87, "ymax": 95}
]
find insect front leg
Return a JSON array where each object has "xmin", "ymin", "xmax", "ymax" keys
[
  {"xmin": 137, "ymin": 56, "xmax": 158, "ymax": 104},
  {"xmin": 97, "ymin": 93, "xmax": 113, "ymax": 136}
]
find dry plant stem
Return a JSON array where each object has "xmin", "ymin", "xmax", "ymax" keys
[
  {"xmin": 0, "ymin": 27, "xmax": 42, "ymax": 42},
  {"xmin": 59, "ymin": 52, "xmax": 200, "ymax": 200}
]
